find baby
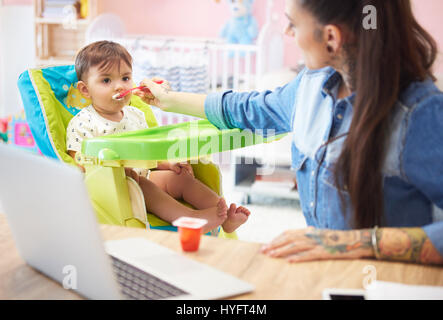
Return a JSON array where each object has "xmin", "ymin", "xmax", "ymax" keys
[{"xmin": 66, "ymin": 40, "xmax": 250, "ymax": 234}]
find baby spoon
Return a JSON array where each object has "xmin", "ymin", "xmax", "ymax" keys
[{"xmin": 112, "ymin": 80, "xmax": 164, "ymax": 100}]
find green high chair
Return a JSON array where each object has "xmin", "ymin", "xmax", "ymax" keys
[{"xmin": 18, "ymin": 65, "xmax": 281, "ymax": 238}]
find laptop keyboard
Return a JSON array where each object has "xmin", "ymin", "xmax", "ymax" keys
[{"xmin": 110, "ymin": 255, "xmax": 189, "ymax": 300}]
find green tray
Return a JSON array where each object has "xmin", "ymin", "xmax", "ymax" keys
[{"xmin": 82, "ymin": 120, "xmax": 284, "ymax": 162}]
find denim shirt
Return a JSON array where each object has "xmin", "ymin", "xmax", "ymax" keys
[{"xmin": 205, "ymin": 67, "xmax": 443, "ymax": 256}]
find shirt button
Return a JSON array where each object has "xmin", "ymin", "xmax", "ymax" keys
[
  {"xmin": 337, "ymin": 114, "xmax": 343, "ymax": 120},
  {"xmin": 310, "ymin": 202, "xmax": 314, "ymax": 208},
  {"xmin": 311, "ymin": 170, "xmax": 315, "ymax": 176}
]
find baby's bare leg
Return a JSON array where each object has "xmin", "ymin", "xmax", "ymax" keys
[
  {"xmin": 137, "ymin": 175, "xmax": 226, "ymax": 232},
  {"xmin": 149, "ymin": 170, "xmax": 222, "ymax": 210},
  {"xmin": 137, "ymin": 175, "xmax": 193, "ymax": 222}
]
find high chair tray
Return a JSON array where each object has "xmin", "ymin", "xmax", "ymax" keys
[{"xmin": 82, "ymin": 120, "xmax": 284, "ymax": 161}]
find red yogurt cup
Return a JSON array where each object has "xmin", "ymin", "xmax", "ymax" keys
[{"xmin": 172, "ymin": 217, "xmax": 208, "ymax": 252}]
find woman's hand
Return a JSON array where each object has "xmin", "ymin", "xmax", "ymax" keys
[
  {"xmin": 260, "ymin": 228, "xmax": 374, "ymax": 263},
  {"xmin": 134, "ymin": 78, "xmax": 171, "ymax": 111},
  {"xmin": 135, "ymin": 79, "xmax": 207, "ymax": 119}
]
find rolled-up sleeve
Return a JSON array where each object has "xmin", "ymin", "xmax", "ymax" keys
[
  {"xmin": 204, "ymin": 69, "xmax": 305, "ymax": 135},
  {"xmin": 204, "ymin": 91, "xmax": 232, "ymax": 130},
  {"xmin": 423, "ymin": 221, "xmax": 443, "ymax": 257}
]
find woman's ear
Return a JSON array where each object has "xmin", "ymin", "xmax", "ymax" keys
[
  {"xmin": 77, "ymin": 81, "xmax": 90, "ymax": 99},
  {"xmin": 324, "ymin": 24, "xmax": 343, "ymax": 54}
]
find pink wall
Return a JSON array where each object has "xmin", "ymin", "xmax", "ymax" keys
[
  {"xmin": 411, "ymin": 0, "xmax": 443, "ymax": 73},
  {"xmin": 2, "ymin": 0, "xmax": 443, "ymax": 72},
  {"xmin": 2, "ymin": 0, "xmax": 32, "ymax": 5},
  {"xmin": 98, "ymin": 0, "xmax": 302, "ymax": 68}
]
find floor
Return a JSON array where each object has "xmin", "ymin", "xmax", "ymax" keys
[{"xmin": 219, "ymin": 166, "xmax": 307, "ymax": 244}]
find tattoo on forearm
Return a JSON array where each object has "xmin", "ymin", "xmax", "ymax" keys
[
  {"xmin": 377, "ymin": 228, "xmax": 443, "ymax": 265},
  {"xmin": 306, "ymin": 229, "xmax": 373, "ymax": 255}
]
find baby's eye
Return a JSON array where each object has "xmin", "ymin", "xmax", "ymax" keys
[
  {"xmin": 122, "ymin": 76, "xmax": 131, "ymax": 82},
  {"xmin": 102, "ymin": 78, "xmax": 111, "ymax": 84}
]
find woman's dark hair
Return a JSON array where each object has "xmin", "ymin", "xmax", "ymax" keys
[{"xmin": 298, "ymin": 0, "xmax": 438, "ymax": 228}]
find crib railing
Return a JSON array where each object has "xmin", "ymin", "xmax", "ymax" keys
[
  {"xmin": 150, "ymin": 107, "xmax": 199, "ymax": 126},
  {"xmin": 119, "ymin": 36, "xmax": 259, "ymax": 91},
  {"xmin": 208, "ymin": 42, "xmax": 258, "ymax": 92}
]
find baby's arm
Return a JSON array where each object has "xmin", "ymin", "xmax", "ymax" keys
[
  {"xmin": 66, "ymin": 111, "xmax": 95, "ymax": 173},
  {"xmin": 68, "ymin": 150, "xmax": 85, "ymax": 172}
]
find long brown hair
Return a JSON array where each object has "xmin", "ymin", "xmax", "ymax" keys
[{"xmin": 298, "ymin": 0, "xmax": 438, "ymax": 228}]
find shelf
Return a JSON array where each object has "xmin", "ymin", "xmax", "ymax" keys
[
  {"xmin": 34, "ymin": 0, "xmax": 98, "ymax": 67},
  {"xmin": 35, "ymin": 17, "xmax": 91, "ymax": 26}
]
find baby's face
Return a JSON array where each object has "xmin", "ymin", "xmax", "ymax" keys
[{"xmin": 84, "ymin": 61, "xmax": 133, "ymax": 113}]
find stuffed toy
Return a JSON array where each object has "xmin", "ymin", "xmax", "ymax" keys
[{"xmin": 218, "ymin": 0, "xmax": 258, "ymax": 46}]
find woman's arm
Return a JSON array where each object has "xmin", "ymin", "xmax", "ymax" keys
[
  {"xmin": 261, "ymin": 227, "xmax": 443, "ymax": 265},
  {"xmin": 136, "ymin": 70, "xmax": 305, "ymax": 134},
  {"xmin": 135, "ymin": 79, "xmax": 207, "ymax": 118},
  {"xmin": 161, "ymin": 92, "xmax": 207, "ymax": 119},
  {"xmin": 376, "ymin": 227, "xmax": 443, "ymax": 265}
]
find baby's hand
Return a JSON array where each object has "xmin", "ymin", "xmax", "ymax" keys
[
  {"xmin": 170, "ymin": 162, "xmax": 194, "ymax": 177},
  {"xmin": 134, "ymin": 78, "xmax": 171, "ymax": 110},
  {"xmin": 124, "ymin": 168, "xmax": 140, "ymax": 184}
]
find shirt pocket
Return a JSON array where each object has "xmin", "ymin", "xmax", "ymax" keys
[
  {"xmin": 292, "ymin": 143, "xmax": 308, "ymax": 172},
  {"xmin": 292, "ymin": 147, "xmax": 310, "ymax": 215},
  {"xmin": 322, "ymin": 164, "xmax": 349, "ymax": 195},
  {"xmin": 320, "ymin": 164, "xmax": 351, "ymax": 229}
]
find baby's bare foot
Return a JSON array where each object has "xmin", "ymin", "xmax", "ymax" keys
[
  {"xmin": 222, "ymin": 204, "xmax": 251, "ymax": 233},
  {"xmin": 191, "ymin": 204, "xmax": 227, "ymax": 234},
  {"xmin": 217, "ymin": 198, "xmax": 228, "ymax": 217}
]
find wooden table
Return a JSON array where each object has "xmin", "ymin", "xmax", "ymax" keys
[{"xmin": 1, "ymin": 214, "xmax": 443, "ymax": 300}]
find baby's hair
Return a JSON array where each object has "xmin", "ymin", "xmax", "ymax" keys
[{"xmin": 75, "ymin": 40, "xmax": 133, "ymax": 82}]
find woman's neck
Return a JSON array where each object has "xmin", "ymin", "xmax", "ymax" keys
[
  {"xmin": 334, "ymin": 44, "xmax": 357, "ymax": 99},
  {"xmin": 336, "ymin": 63, "xmax": 356, "ymax": 100},
  {"xmin": 337, "ymin": 79, "xmax": 352, "ymax": 99}
]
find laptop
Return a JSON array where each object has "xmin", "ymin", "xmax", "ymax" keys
[{"xmin": 0, "ymin": 144, "xmax": 254, "ymax": 300}]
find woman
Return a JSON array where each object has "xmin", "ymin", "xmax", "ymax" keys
[{"xmin": 136, "ymin": 0, "xmax": 443, "ymax": 265}]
